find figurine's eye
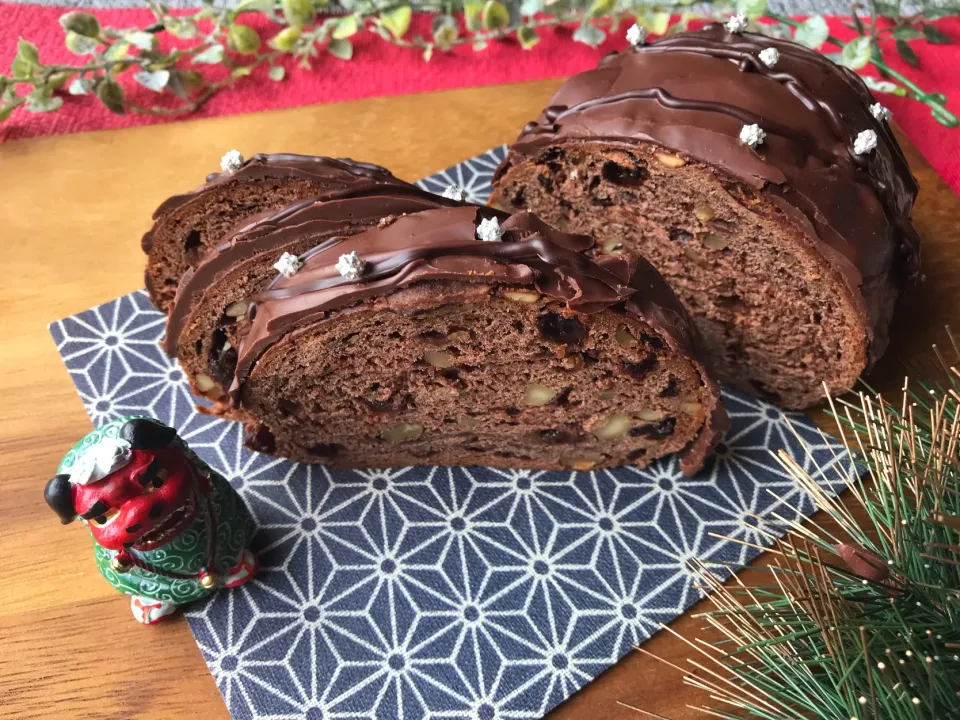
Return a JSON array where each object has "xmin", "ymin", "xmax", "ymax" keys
[
  {"xmin": 139, "ymin": 465, "xmax": 168, "ymax": 493},
  {"xmin": 90, "ymin": 508, "xmax": 120, "ymax": 527}
]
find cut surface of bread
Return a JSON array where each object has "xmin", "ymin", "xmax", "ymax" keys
[
  {"xmin": 165, "ymin": 186, "xmax": 458, "ymax": 405},
  {"xmin": 490, "ymin": 26, "xmax": 920, "ymax": 409},
  {"xmin": 232, "ymin": 206, "xmax": 727, "ymax": 475}
]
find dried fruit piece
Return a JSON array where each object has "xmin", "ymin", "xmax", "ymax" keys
[
  {"xmin": 630, "ymin": 417, "xmax": 677, "ymax": 439},
  {"xmin": 524, "ymin": 384, "xmax": 558, "ymax": 406},
  {"xmin": 381, "ymin": 422, "xmax": 424, "ymax": 443},
  {"xmin": 680, "ymin": 401, "xmax": 702, "ymax": 416},
  {"xmin": 634, "ymin": 408, "xmax": 665, "ymax": 421},
  {"xmin": 424, "ymin": 350, "xmax": 455, "ymax": 368},
  {"xmin": 504, "ymin": 290, "xmax": 540, "ymax": 303},
  {"xmin": 195, "ymin": 373, "xmax": 216, "ymax": 392},
  {"xmin": 593, "ymin": 413, "xmax": 631, "ymax": 439},
  {"xmin": 684, "ymin": 246, "xmax": 710, "ymax": 267},
  {"xmin": 601, "ymin": 239, "xmax": 623, "ymax": 253},
  {"xmin": 537, "ymin": 311, "xmax": 587, "ymax": 344},
  {"xmin": 567, "ymin": 456, "xmax": 601, "ymax": 471},
  {"xmin": 224, "ymin": 299, "xmax": 250, "ymax": 318},
  {"xmin": 693, "ymin": 205, "xmax": 715, "ymax": 222},
  {"xmin": 702, "ymin": 232, "xmax": 729, "ymax": 250},
  {"xmin": 448, "ymin": 330, "xmax": 471, "ymax": 343},
  {"xmin": 615, "ymin": 326, "xmax": 637, "ymax": 348},
  {"xmin": 655, "ymin": 153, "xmax": 686, "ymax": 168}
]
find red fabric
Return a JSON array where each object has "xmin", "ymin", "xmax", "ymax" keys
[{"xmin": 2, "ymin": 6, "xmax": 959, "ymax": 192}]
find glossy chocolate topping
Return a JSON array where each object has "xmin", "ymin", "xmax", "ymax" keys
[
  {"xmin": 164, "ymin": 179, "xmax": 460, "ymax": 356},
  {"xmin": 141, "ymin": 154, "xmax": 400, "ymax": 254},
  {"xmin": 498, "ymin": 25, "xmax": 921, "ymax": 363},
  {"xmin": 231, "ymin": 205, "xmax": 728, "ymax": 471}
]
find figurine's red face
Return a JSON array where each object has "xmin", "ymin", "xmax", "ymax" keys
[{"xmin": 72, "ymin": 446, "xmax": 204, "ymax": 552}]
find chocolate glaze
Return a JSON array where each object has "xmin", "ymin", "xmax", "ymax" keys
[
  {"xmin": 495, "ymin": 25, "xmax": 921, "ymax": 365},
  {"xmin": 141, "ymin": 154, "xmax": 400, "ymax": 254},
  {"xmin": 164, "ymin": 180, "xmax": 460, "ymax": 357},
  {"xmin": 232, "ymin": 205, "xmax": 728, "ymax": 474}
]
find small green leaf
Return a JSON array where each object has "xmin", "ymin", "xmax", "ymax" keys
[
  {"xmin": 25, "ymin": 87, "xmax": 63, "ymax": 113},
  {"xmin": 572, "ymin": 22, "xmax": 605, "ymax": 47},
  {"xmin": 636, "ymin": 12, "xmax": 671, "ymax": 36},
  {"xmin": 332, "ymin": 15, "xmax": 359, "ymax": 40},
  {"xmin": 228, "ymin": 24, "xmax": 261, "ymax": 53},
  {"xmin": 793, "ymin": 14, "xmax": 828, "ymax": 49},
  {"xmin": 66, "ymin": 32, "xmax": 99, "ymax": 56},
  {"xmin": 268, "ymin": 65, "xmax": 286, "ymax": 81},
  {"xmin": 282, "ymin": 0, "xmax": 315, "ymax": 28},
  {"xmin": 472, "ymin": 39, "xmax": 488, "ymax": 51},
  {"xmin": 840, "ymin": 35, "xmax": 872, "ymax": 69},
  {"xmin": 735, "ymin": 0, "xmax": 766, "ymax": 21},
  {"xmin": 124, "ymin": 31, "xmax": 156, "ymax": 51},
  {"xmin": 892, "ymin": 26, "xmax": 923, "ymax": 41},
  {"xmin": 193, "ymin": 43, "xmax": 225, "ymax": 63},
  {"xmin": 164, "ymin": 18, "xmax": 198, "ymax": 40},
  {"xmin": 235, "ymin": 0, "xmax": 276, "ymax": 13},
  {"xmin": 17, "ymin": 39, "xmax": 40, "ymax": 66},
  {"xmin": 874, "ymin": 1, "xmax": 899, "ymax": 17},
  {"xmin": 586, "ymin": 0, "xmax": 615, "ymax": 19},
  {"xmin": 0, "ymin": 105, "xmax": 15, "ymax": 123},
  {"xmin": 423, "ymin": 45, "xmax": 434, "ymax": 61},
  {"xmin": 380, "ymin": 6, "xmax": 412, "ymax": 39},
  {"xmin": 464, "ymin": 1, "xmax": 485, "ymax": 32},
  {"xmin": 861, "ymin": 75, "xmax": 907, "ymax": 97},
  {"xmin": 59, "ymin": 12, "xmax": 101, "ymax": 39},
  {"xmin": 517, "ymin": 25, "xmax": 540, "ymax": 49},
  {"xmin": 895, "ymin": 38, "xmax": 919, "ymax": 67},
  {"xmin": 68, "ymin": 77, "xmax": 94, "ymax": 95},
  {"xmin": 269, "ymin": 27, "xmax": 302, "ymax": 51},
  {"xmin": 922, "ymin": 24, "xmax": 951, "ymax": 44},
  {"xmin": 231, "ymin": 65, "xmax": 254, "ymax": 78},
  {"xmin": 11, "ymin": 57, "xmax": 32, "ymax": 79},
  {"xmin": 104, "ymin": 41, "xmax": 130, "ymax": 60},
  {"xmin": 134, "ymin": 69, "xmax": 170, "ymax": 92},
  {"xmin": 97, "ymin": 78, "xmax": 126, "ymax": 114},
  {"xmin": 327, "ymin": 38, "xmax": 353, "ymax": 60},
  {"xmin": 481, "ymin": 0, "xmax": 510, "ymax": 31}
]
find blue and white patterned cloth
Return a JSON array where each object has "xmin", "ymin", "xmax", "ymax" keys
[{"xmin": 50, "ymin": 147, "xmax": 849, "ymax": 720}]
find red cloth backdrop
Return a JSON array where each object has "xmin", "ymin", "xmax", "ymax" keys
[{"xmin": 2, "ymin": 6, "xmax": 959, "ymax": 192}]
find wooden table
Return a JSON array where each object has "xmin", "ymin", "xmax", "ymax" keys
[{"xmin": 2, "ymin": 79, "xmax": 958, "ymax": 720}]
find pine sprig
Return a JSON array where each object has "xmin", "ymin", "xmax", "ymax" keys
[
  {"xmin": 632, "ymin": 333, "xmax": 960, "ymax": 719},
  {"xmin": 0, "ymin": 0, "xmax": 957, "ymax": 127}
]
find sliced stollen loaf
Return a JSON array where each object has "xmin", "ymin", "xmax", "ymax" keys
[
  {"xmin": 164, "ymin": 182, "xmax": 461, "ymax": 406},
  {"xmin": 490, "ymin": 25, "xmax": 921, "ymax": 409},
  {"xmin": 142, "ymin": 153, "xmax": 407, "ymax": 312},
  {"xmin": 229, "ymin": 206, "xmax": 728, "ymax": 475}
]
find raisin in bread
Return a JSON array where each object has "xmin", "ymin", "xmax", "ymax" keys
[
  {"xmin": 164, "ymin": 184, "xmax": 461, "ymax": 406},
  {"xmin": 142, "ymin": 154, "xmax": 405, "ymax": 312},
  {"xmin": 490, "ymin": 25, "xmax": 920, "ymax": 409},
  {"xmin": 230, "ymin": 206, "xmax": 728, "ymax": 475}
]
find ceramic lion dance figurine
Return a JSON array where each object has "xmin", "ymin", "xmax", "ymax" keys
[{"xmin": 44, "ymin": 416, "xmax": 258, "ymax": 625}]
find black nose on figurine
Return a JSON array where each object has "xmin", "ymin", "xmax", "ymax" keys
[
  {"xmin": 119, "ymin": 418, "xmax": 177, "ymax": 450},
  {"xmin": 44, "ymin": 474, "xmax": 77, "ymax": 525}
]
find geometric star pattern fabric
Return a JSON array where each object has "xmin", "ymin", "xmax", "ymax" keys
[{"xmin": 50, "ymin": 147, "xmax": 850, "ymax": 719}]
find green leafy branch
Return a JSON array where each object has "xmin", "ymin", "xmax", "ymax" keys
[{"xmin": 1, "ymin": 0, "xmax": 957, "ymax": 127}]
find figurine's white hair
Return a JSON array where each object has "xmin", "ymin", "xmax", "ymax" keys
[{"xmin": 71, "ymin": 438, "xmax": 133, "ymax": 485}]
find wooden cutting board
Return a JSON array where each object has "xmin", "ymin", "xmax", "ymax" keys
[{"xmin": 1, "ymin": 77, "xmax": 957, "ymax": 720}]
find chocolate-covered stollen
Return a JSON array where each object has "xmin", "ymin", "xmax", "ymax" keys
[
  {"xmin": 142, "ymin": 153, "xmax": 406, "ymax": 312},
  {"xmin": 490, "ymin": 25, "xmax": 920, "ymax": 409},
  {"xmin": 231, "ymin": 205, "xmax": 728, "ymax": 475},
  {"xmin": 164, "ymin": 180, "xmax": 461, "ymax": 406}
]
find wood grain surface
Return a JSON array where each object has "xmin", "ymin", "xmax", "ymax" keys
[{"xmin": 1, "ymin": 78, "xmax": 958, "ymax": 720}]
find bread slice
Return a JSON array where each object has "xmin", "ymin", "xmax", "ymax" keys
[
  {"xmin": 142, "ymin": 154, "xmax": 405, "ymax": 312},
  {"xmin": 490, "ymin": 26, "xmax": 920, "ymax": 409},
  {"xmin": 164, "ymin": 185, "xmax": 460, "ymax": 406},
  {"xmin": 231, "ymin": 206, "xmax": 727, "ymax": 475}
]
